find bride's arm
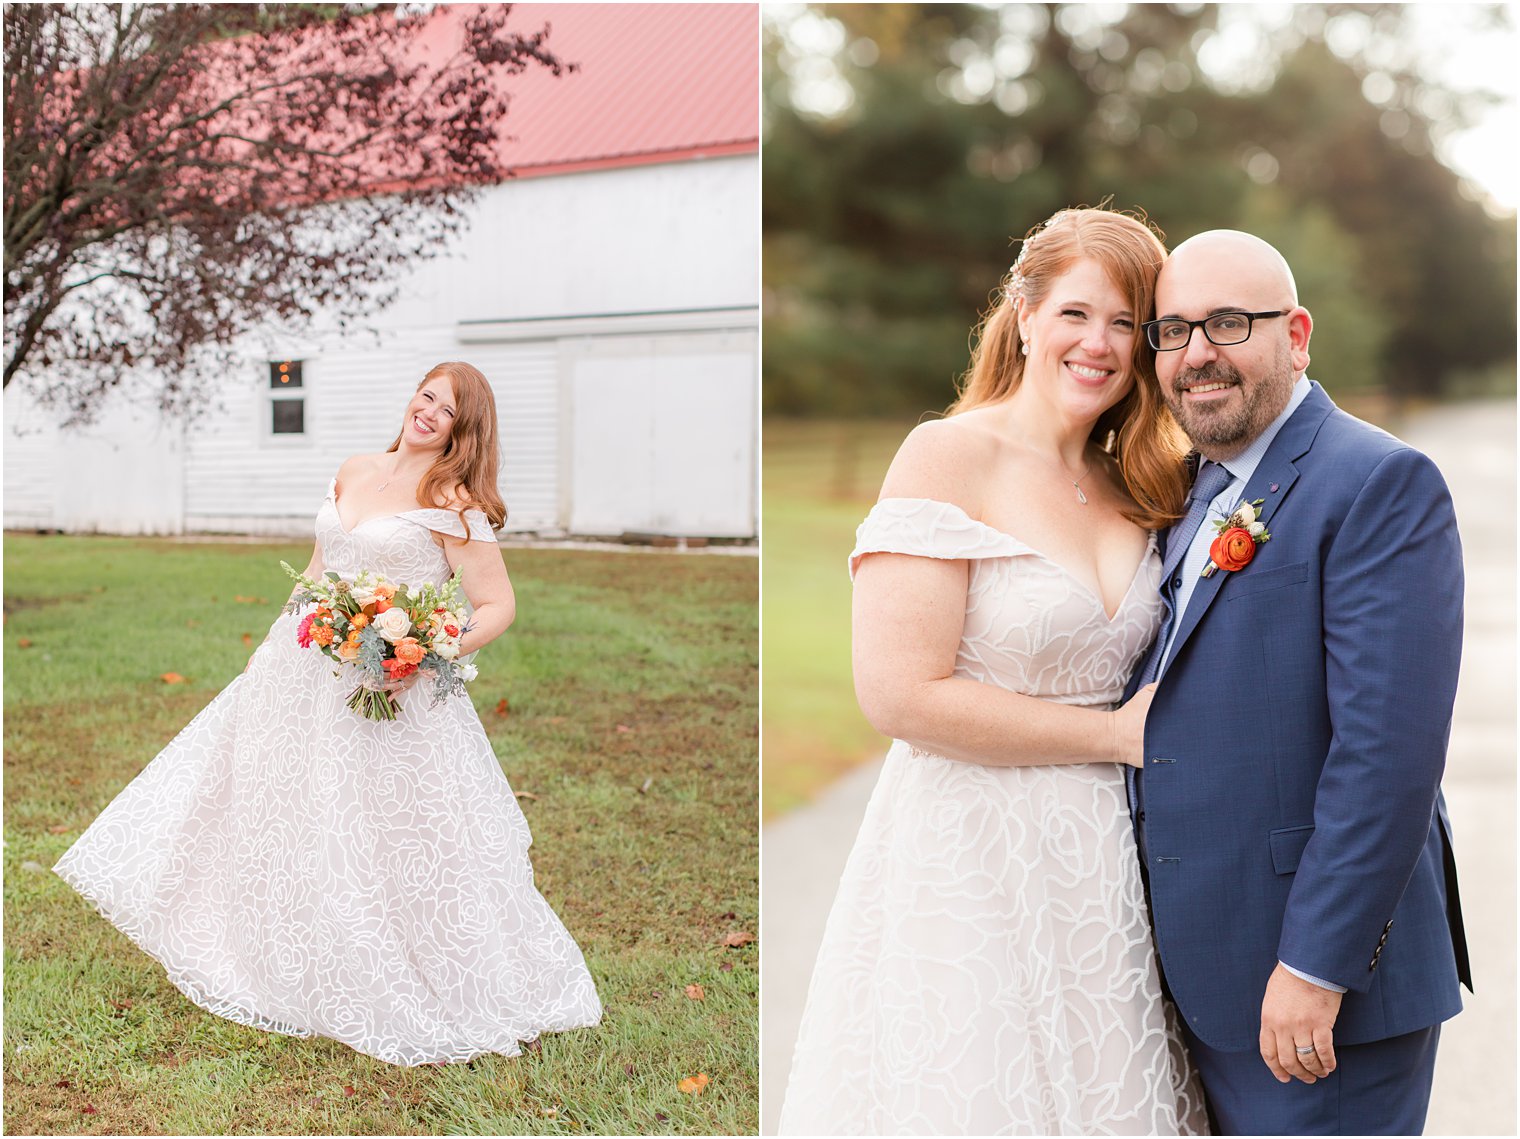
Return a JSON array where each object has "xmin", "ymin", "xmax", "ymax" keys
[
  {"xmin": 442, "ymin": 536, "xmax": 516, "ymax": 656},
  {"xmin": 852, "ymin": 553, "xmax": 1147, "ymax": 768},
  {"xmin": 287, "ymin": 540, "xmax": 325, "ymax": 604},
  {"xmin": 851, "ymin": 418, "xmax": 1151, "ymax": 768}
]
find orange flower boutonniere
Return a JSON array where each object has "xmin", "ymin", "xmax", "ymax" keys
[{"xmin": 1202, "ymin": 499, "xmax": 1270, "ymax": 578}]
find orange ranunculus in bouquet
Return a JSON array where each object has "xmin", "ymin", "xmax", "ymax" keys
[{"xmin": 280, "ymin": 563, "xmax": 478, "ymax": 721}]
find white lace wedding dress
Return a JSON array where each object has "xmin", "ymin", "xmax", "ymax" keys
[
  {"xmin": 778, "ymin": 498, "xmax": 1207, "ymax": 1136},
  {"xmin": 54, "ymin": 479, "xmax": 601, "ymax": 1066}
]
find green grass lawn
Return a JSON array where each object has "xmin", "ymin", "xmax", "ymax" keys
[
  {"xmin": 761, "ymin": 419, "xmax": 918, "ymax": 817},
  {"xmin": 3, "ymin": 535, "xmax": 757, "ymax": 1136}
]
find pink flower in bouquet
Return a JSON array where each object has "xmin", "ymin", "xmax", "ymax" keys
[{"xmin": 296, "ymin": 612, "xmax": 316, "ymax": 648}]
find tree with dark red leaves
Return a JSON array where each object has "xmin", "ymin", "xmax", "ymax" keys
[{"xmin": 4, "ymin": 4, "xmax": 572, "ymax": 424}]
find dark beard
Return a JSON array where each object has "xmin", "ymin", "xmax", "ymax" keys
[{"xmin": 1163, "ymin": 360, "xmax": 1262, "ymax": 451}]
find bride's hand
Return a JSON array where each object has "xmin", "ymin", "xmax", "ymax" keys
[
  {"xmin": 382, "ymin": 668, "xmax": 429, "ymax": 696},
  {"xmin": 1111, "ymin": 683, "xmax": 1157, "ymax": 768}
]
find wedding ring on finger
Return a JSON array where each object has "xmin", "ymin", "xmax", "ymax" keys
[{"xmin": 1294, "ymin": 1045, "xmax": 1316, "ymax": 1055}]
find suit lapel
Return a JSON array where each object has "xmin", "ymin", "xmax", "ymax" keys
[{"xmin": 1163, "ymin": 383, "xmax": 1335, "ymax": 670}]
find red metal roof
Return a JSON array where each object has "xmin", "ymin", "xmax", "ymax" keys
[{"xmin": 445, "ymin": 3, "xmax": 759, "ymax": 178}]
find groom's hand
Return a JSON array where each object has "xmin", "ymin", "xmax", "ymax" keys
[{"xmin": 1259, "ymin": 963, "xmax": 1341, "ymax": 1084}]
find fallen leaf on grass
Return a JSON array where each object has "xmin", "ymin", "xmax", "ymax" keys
[
  {"xmin": 241, "ymin": 633, "xmax": 253, "ymax": 646},
  {"xmin": 81, "ymin": 1105, "xmax": 98, "ymax": 1114},
  {"xmin": 160, "ymin": 672, "xmax": 188, "ymax": 685},
  {"xmin": 54, "ymin": 1079, "xmax": 71, "ymax": 1089},
  {"xmin": 47, "ymin": 824, "xmax": 70, "ymax": 835},
  {"xmin": 109, "ymin": 999, "xmax": 134, "ymax": 1013},
  {"xmin": 514, "ymin": 791, "xmax": 539, "ymax": 801},
  {"xmin": 677, "ymin": 1073, "xmax": 710, "ymax": 1095},
  {"xmin": 719, "ymin": 930, "xmax": 756, "ymax": 948},
  {"xmin": 161, "ymin": 1054, "xmax": 182, "ymax": 1068},
  {"xmin": 684, "ymin": 984, "xmax": 705, "ymax": 1001},
  {"xmin": 524, "ymin": 1038, "xmax": 542, "ymax": 1054},
  {"xmin": 655, "ymin": 1112, "xmax": 669, "ymax": 1122},
  {"xmin": 495, "ymin": 698, "xmax": 510, "ymax": 717},
  {"xmin": 17, "ymin": 638, "xmax": 32, "ymax": 648},
  {"xmin": 615, "ymin": 723, "xmax": 633, "ymax": 733},
  {"xmin": 343, "ymin": 1085, "xmax": 356, "ymax": 1097},
  {"xmin": 638, "ymin": 777, "xmax": 653, "ymax": 794},
  {"xmin": 624, "ymin": 1063, "xmax": 635, "ymax": 1077},
  {"xmin": 719, "ymin": 911, "xmax": 737, "ymax": 921}
]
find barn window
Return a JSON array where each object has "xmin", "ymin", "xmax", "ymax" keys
[{"xmin": 269, "ymin": 360, "xmax": 305, "ymax": 435}]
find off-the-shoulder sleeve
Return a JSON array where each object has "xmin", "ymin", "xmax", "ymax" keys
[
  {"xmin": 849, "ymin": 498, "xmax": 1027, "ymax": 579},
  {"xmin": 413, "ymin": 508, "xmax": 498, "ymax": 543}
]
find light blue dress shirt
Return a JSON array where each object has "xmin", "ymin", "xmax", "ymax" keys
[{"xmin": 1159, "ymin": 376, "xmax": 1311, "ymax": 672}]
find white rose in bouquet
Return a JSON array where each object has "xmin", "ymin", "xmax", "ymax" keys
[
  {"xmin": 457, "ymin": 662, "xmax": 479, "ymax": 682},
  {"xmin": 373, "ymin": 607, "xmax": 414, "ymax": 643},
  {"xmin": 435, "ymin": 638, "xmax": 461, "ymax": 660},
  {"xmin": 350, "ymin": 580, "xmax": 383, "ymax": 607}
]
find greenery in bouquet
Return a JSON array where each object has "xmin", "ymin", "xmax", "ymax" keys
[{"xmin": 280, "ymin": 563, "xmax": 478, "ymax": 721}]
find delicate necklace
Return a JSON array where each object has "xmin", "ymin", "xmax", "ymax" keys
[
  {"xmin": 1031, "ymin": 446, "xmax": 1091, "ymax": 505},
  {"xmin": 1068, "ymin": 463, "xmax": 1091, "ymax": 505},
  {"xmin": 375, "ymin": 456, "xmax": 401, "ymax": 492}
]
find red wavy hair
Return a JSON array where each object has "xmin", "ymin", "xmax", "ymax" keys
[{"xmin": 951, "ymin": 206, "xmax": 1188, "ymax": 529}]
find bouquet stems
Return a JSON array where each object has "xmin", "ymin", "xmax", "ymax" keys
[{"xmin": 347, "ymin": 685, "xmax": 401, "ymax": 722}]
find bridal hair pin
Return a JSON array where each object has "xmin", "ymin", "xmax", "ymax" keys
[{"xmin": 1004, "ymin": 210, "xmax": 1073, "ymax": 303}]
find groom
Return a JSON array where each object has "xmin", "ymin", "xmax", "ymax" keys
[{"xmin": 1127, "ymin": 230, "xmax": 1470, "ymax": 1135}]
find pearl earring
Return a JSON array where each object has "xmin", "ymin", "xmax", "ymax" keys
[{"xmin": 1021, "ymin": 342, "xmax": 1030, "ymax": 357}]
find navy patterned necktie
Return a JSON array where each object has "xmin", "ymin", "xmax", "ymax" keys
[{"xmin": 1139, "ymin": 459, "xmax": 1234, "ymax": 686}]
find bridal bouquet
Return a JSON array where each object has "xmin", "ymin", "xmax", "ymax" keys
[{"xmin": 280, "ymin": 563, "xmax": 478, "ymax": 721}]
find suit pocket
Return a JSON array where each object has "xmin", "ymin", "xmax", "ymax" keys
[
  {"xmin": 1228, "ymin": 560, "xmax": 1309, "ymax": 600},
  {"xmin": 1270, "ymin": 824, "xmax": 1315, "ymax": 874}
]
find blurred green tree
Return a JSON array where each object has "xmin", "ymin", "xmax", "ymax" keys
[{"xmin": 763, "ymin": 3, "xmax": 1516, "ymax": 415}]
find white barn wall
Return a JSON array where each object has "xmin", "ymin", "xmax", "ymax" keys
[{"xmin": 5, "ymin": 154, "xmax": 758, "ymax": 538}]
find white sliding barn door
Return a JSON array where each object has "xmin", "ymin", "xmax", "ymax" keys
[{"xmin": 567, "ymin": 330, "xmax": 755, "ymax": 537}]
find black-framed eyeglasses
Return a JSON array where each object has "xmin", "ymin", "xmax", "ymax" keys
[{"xmin": 1142, "ymin": 310, "xmax": 1288, "ymax": 351}]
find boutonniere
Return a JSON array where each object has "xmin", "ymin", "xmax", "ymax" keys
[{"xmin": 1201, "ymin": 499, "xmax": 1270, "ymax": 578}]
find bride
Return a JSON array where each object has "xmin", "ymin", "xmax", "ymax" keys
[
  {"xmin": 778, "ymin": 208, "xmax": 1208, "ymax": 1134},
  {"xmin": 54, "ymin": 361, "xmax": 601, "ymax": 1066}
]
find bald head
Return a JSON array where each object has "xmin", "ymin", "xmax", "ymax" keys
[
  {"xmin": 1150, "ymin": 229, "xmax": 1313, "ymax": 461},
  {"xmin": 1160, "ymin": 230, "xmax": 1299, "ymax": 312}
]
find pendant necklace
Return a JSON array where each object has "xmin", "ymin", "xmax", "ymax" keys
[
  {"xmin": 1015, "ymin": 427, "xmax": 1092, "ymax": 504},
  {"xmin": 1040, "ymin": 450, "xmax": 1091, "ymax": 505},
  {"xmin": 376, "ymin": 457, "xmax": 401, "ymax": 493}
]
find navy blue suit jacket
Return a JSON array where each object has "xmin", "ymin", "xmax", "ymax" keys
[{"xmin": 1129, "ymin": 381, "xmax": 1471, "ymax": 1052}]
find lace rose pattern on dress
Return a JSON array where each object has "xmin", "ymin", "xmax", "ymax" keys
[
  {"xmin": 54, "ymin": 480, "xmax": 601, "ymax": 1066},
  {"xmin": 778, "ymin": 498, "xmax": 1208, "ymax": 1136}
]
